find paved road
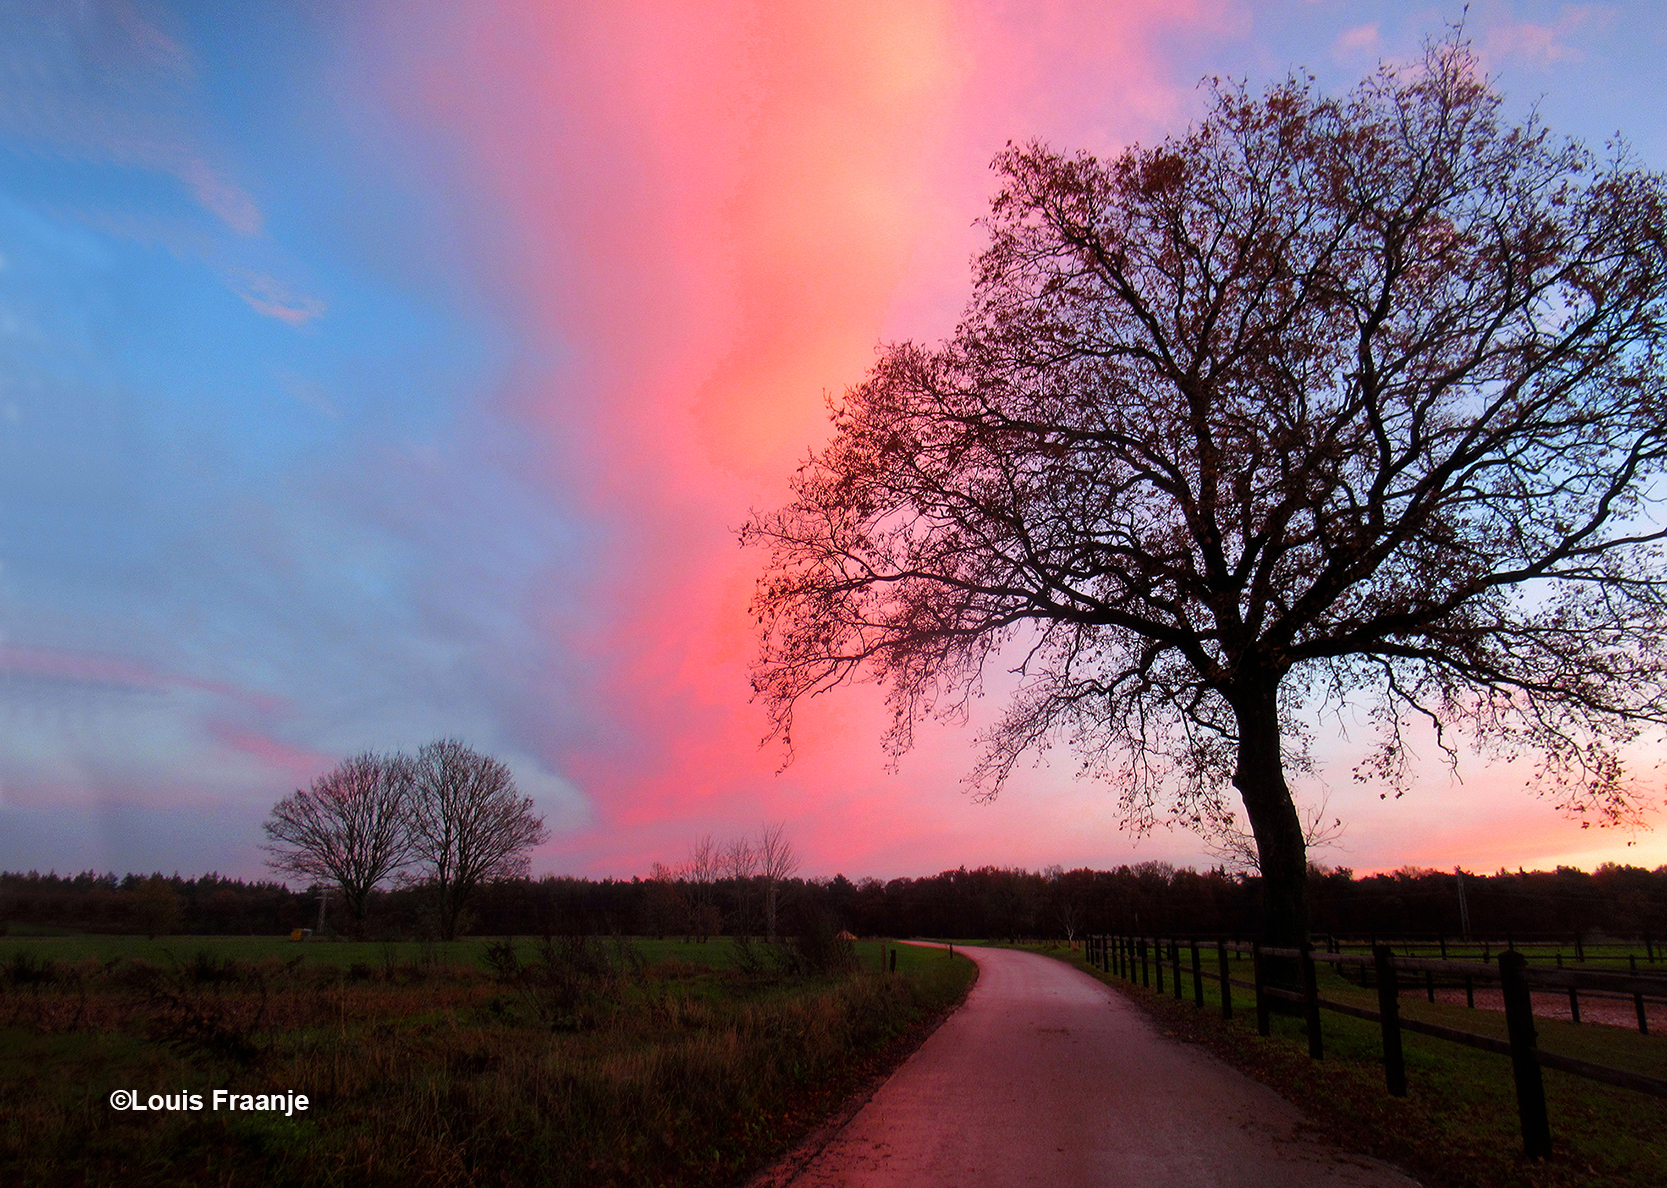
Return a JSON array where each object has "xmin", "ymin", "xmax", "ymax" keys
[{"xmin": 786, "ymin": 944, "xmax": 1420, "ymax": 1187}]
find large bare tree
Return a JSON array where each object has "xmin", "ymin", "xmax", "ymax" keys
[
  {"xmin": 406, "ymin": 739, "xmax": 548, "ymax": 941},
  {"xmin": 745, "ymin": 42, "xmax": 1667, "ymax": 948},
  {"xmin": 263, "ymin": 752, "xmax": 412, "ymax": 932}
]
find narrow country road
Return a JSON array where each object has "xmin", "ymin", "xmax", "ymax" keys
[{"xmin": 785, "ymin": 944, "xmax": 1419, "ymax": 1187}]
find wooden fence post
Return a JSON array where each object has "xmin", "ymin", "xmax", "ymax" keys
[
  {"xmin": 1141, "ymin": 938, "xmax": 1150, "ymax": 988},
  {"xmin": 1155, "ymin": 939, "xmax": 1165, "ymax": 994},
  {"xmin": 1217, "ymin": 940, "xmax": 1233, "ymax": 1020},
  {"xmin": 1373, "ymin": 945, "xmax": 1406, "ymax": 1097},
  {"xmin": 1499, "ymin": 950, "xmax": 1552, "ymax": 1160},
  {"xmin": 1192, "ymin": 939, "xmax": 1204, "ymax": 1008},
  {"xmin": 1253, "ymin": 941, "xmax": 1270, "ymax": 1037},
  {"xmin": 1301, "ymin": 943, "xmax": 1323, "ymax": 1060},
  {"xmin": 1172, "ymin": 940, "xmax": 1182, "ymax": 1000}
]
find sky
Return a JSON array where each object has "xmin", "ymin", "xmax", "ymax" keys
[{"xmin": 1, "ymin": 0, "xmax": 1665, "ymax": 884}]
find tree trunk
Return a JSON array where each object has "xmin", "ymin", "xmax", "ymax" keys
[
  {"xmin": 1230, "ymin": 680, "xmax": 1309, "ymax": 957},
  {"xmin": 437, "ymin": 882, "xmax": 461, "ymax": 942}
]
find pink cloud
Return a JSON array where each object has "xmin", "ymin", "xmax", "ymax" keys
[
  {"xmin": 1334, "ymin": 23, "xmax": 1380, "ymax": 56},
  {"xmin": 0, "ymin": 644, "xmax": 285, "ymax": 714},
  {"xmin": 232, "ymin": 270, "xmax": 326, "ymax": 325},
  {"xmin": 354, "ymin": 0, "xmax": 1660, "ymax": 879},
  {"xmin": 349, "ymin": 0, "xmax": 1241, "ymax": 877},
  {"xmin": 206, "ymin": 721, "xmax": 333, "ymax": 782},
  {"xmin": 1481, "ymin": 4, "xmax": 1599, "ymax": 68},
  {"xmin": 179, "ymin": 158, "xmax": 264, "ymax": 236}
]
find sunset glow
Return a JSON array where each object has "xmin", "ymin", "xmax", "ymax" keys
[{"xmin": 3, "ymin": 1, "xmax": 1665, "ymax": 880}]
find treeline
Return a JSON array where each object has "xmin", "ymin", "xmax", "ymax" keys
[
  {"xmin": 0, "ymin": 872, "xmax": 312, "ymax": 937},
  {"xmin": 5, "ymin": 862, "xmax": 1667, "ymax": 941}
]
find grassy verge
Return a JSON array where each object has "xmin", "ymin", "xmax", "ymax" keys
[
  {"xmin": 1015, "ymin": 941, "xmax": 1667, "ymax": 1188},
  {"xmin": 1, "ymin": 935, "xmax": 975, "ymax": 1187}
]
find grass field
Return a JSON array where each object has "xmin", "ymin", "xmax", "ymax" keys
[
  {"xmin": 1021, "ymin": 940, "xmax": 1667, "ymax": 1188},
  {"xmin": 0, "ymin": 933, "xmax": 975, "ymax": 1187},
  {"xmin": 0, "ymin": 932, "xmax": 782, "ymax": 968}
]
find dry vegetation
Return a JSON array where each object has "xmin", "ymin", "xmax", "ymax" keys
[{"xmin": 1, "ymin": 937, "xmax": 974, "ymax": 1187}]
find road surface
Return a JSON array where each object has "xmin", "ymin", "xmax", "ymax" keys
[{"xmin": 784, "ymin": 944, "xmax": 1419, "ymax": 1187}]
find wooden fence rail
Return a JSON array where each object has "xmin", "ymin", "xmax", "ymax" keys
[{"xmin": 1083, "ymin": 932, "xmax": 1667, "ymax": 1160}]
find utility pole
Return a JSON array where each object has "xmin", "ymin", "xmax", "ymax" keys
[{"xmin": 1455, "ymin": 867, "xmax": 1471, "ymax": 939}]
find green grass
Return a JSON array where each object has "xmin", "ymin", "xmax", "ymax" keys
[
  {"xmin": 1017, "ymin": 940, "xmax": 1667, "ymax": 1188},
  {"xmin": 0, "ymin": 933, "xmax": 504, "ymax": 968},
  {"xmin": 0, "ymin": 934, "xmax": 976, "ymax": 1187},
  {"xmin": 1328, "ymin": 939, "xmax": 1667, "ymax": 975}
]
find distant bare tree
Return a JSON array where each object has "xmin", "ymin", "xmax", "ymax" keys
[
  {"xmin": 1043, "ymin": 865, "xmax": 1083, "ymax": 945},
  {"xmin": 724, "ymin": 835, "xmax": 760, "ymax": 937},
  {"xmin": 263, "ymin": 752, "xmax": 411, "ymax": 932},
  {"xmin": 686, "ymin": 834, "xmax": 721, "ymax": 942},
  {"xmin": 757, "ymin": 822, "xmax": 799, "ymax": 940},
  {"xmin": 405, "ymin": 740, "xmax": 548, "ymax": 941},
  {"xmin": 724, "ymin": 836, "xmax": 758, "ymax": 880}
]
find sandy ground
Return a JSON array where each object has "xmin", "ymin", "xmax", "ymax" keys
[{"xmin": 783, "ymin": 944, "xmax": 1419, "ymax": 1188}]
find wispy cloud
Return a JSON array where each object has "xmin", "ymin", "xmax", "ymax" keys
[
  {"xmin": 1334, "ymin": 23, "xmax": 1380, "ymax": 57},
  {"xmin": 0, "ymin": 644, "xmax": 286, "ymax": 713},
  {"xmin": 0, "ymin": 1, "xmax": 264, "ymax": 234},
  {"xmin": 232, "ymin": 270, "xmax": 326, "ymax": 326},
  {"xmin": 1482, "ymin": 4, "xmax": 1599, "ymax": 68},
  {"xmin": 276, "ymin": 370, "xmax": 341, "ymax": 418},
  {"xmin": 178, "ymin": 158, "xmax": 263, "ymax": 236}
]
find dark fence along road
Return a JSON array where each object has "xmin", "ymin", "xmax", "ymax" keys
[{"xmin": 1088, "ymin": 933, "xmax": 1667, "ymax": 1161}]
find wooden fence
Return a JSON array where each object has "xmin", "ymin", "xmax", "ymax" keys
[{"xmin": 1084, "ymin": 933, "xmax": 1667, "ymax": 1159}]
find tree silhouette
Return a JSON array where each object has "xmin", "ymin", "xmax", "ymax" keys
[
  {"xmin": 746, "ymin": 41, "xmax": 1667, "ymax": 946},
  {"xmin": 263, "ymin": 752, "xmax": 411, "ymax": 932},
  {"xmin": 405, "ymin": 740, "xmax": 547, "ymax": 941}
]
